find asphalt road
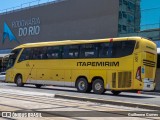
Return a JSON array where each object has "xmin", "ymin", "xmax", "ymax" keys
[
  {"xmin": 0, "ymin": 82, "xmax": 159, "ymax": 120},
  {"xmin": 0, "ymin": 83, "xmax": 160, "ymax": 108}
]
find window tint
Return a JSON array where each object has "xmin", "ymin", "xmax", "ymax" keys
[
  {"xmin": 112, "ymin": 41, "xmax": 135, "ymax": 58},
  {"xmin": 18, "ymin": 47, "xmax": 48, "ymax": 61},
  {"xmin": 7, "ymin": 48, "xmax": 21, "ymax": 68},
  {"xmin": 47, "ymin": 46, "xmax": 61, "ymax": 59},
  {"xmin": 32, "ymin": 47, "xmax": 47, "ymax": 59},
  {"xmin": 11, "ymin": 49, "xmax": 21, "ymax": 60},
  {"xmin": 18, "ymin": 48, "xmax": 32, "ymax": 62},
  {"xmin": 17, "ymin": 40, "xmax": 136, "ymax": 61},
  {"xmin": 99, "ymin": 43, "xmax": 111, "ymax": 58},
  {"xmin": 63, "ymin": 45, "xmax": 79, "ymax": 59},
  {"xmin": 31, "ymin": 48, "xmax": 37, "ymax": 59},
  {"xmin": 80, "ymin": 44, "xmax": 97, "ymax": 58}
]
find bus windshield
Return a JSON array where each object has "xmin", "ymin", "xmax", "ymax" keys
[{"xmin": 7, "ymin": 49, "xmax": 21, "ymax": 69}]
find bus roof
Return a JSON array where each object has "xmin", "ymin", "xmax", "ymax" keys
[{"xmin": 14, "ymin": 37, "xmax": 144, "ymax": 49}]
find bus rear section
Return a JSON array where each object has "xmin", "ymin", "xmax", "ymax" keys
[
  {"xmin": 134, "ymin": 39, "xmax": 157, "ymax": 91},
  {"xmin": 141, "ymin": 51, "xmax": 156, "ymax": 91}
]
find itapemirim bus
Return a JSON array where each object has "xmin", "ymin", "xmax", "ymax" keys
[{"xmin": 5, "ymin": 37, "xmax": 157, "ymax": 95}]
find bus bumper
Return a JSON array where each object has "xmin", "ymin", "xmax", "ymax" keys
[{"xmin": 142, "ymin": 78, "xmax": 155, "ymax": 91}]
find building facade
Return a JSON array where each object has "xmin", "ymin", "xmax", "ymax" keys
[
  {"xmin": 118, "ymin": 0, "xmax": 141, "ymax": 34},
  {"xmin": 0, "ymin": 0, "xmax": 141, "ymax": 53}
]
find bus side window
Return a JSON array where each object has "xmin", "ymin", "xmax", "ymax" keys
[
  {"xmin": 36, "ymin": 47, "xmax": 47, "ymax": 59},
  {"xmin": 112, "ymin": 42, "xmax": 121, "ymax": 58},
  {"xmin": 18, "ymin": 48, "xmax": 31, "ymax": 62},
  {"xmin": 47, "ymin": 47, "xmax": 52, "ymax": 59},
  {"xmin": 112, "ymin": 41, "xmax": 136, "ymax": 58},
  {"xmin": 80, "ymin": 44, "xmax": 96, "ymax": 58},
  {"xmin": 47, "ymin": 46, "xmax": 60, "ymax": 59},
  {"xmin": 99, "ymin": 43, "xmax": 110, "ymax": 58},
  {"xmin": 32, "ymin": 48, "xmax": 39, "ymax": 59},
  {"xmin": 63, "ymin": 45, "xmax": 79, "ymax": 59}
]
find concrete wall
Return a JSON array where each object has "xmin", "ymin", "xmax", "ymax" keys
[{"xmin": 0, "ymin": 0, "xmax": 119, "ymax": 50}]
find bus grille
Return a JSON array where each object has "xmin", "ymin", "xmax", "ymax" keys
[
  {"xmin": 112, "ymin": 73, "xmax": 116, "ymax": 88},
  {"xmin": 143, "ymin": 59, "xmax": 155, "ymax": 67},
  {"xmin": 118, "ymin": 72, "xmax": 131, "ymax": 88}
]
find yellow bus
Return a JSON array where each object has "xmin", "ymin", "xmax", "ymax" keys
[{"xmin": 5, "ymin": 37, "xmax": 157, "ymax": 95}]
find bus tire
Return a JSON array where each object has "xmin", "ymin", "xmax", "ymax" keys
[
  {"xmin": 111, "ymin": 90, "xmax": 121, "ymax": 95},
  {"xmin": 92, "ymin": 79, "xmax": 105, "ymax": 94},
  {"xmin": 15, "ymin": 75, "xmax": 24, "ymax": 87},
  {"xmin": 35, "ymin": 84, "xmax": 42, "ymax": 88},
  {"xmin": 76, "ymin": 77, "xmax": 91, "ymax": 93}
]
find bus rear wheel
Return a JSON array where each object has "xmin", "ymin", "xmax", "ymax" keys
[
  {"xmin": 111, "ymin": 90, "xmax": 121, "ymax": 95},
  {"xmin": 15, "ymin": 75, "xmax": 24, "ymax": 87},
  {"xmin": 92, "ymin": 79, "xmax": 105, "ymax": 94},
  {"xmin": 76, "ymin": 77, "xmax": 91, "ymax": 93},
  {"xmin": 35, "ymin": 84, "xmax": 42, "ymax": 88}
]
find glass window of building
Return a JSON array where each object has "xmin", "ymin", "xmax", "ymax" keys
[
  {"xmin": 119, "ymin": 12, "xmax": 122, "ymax": 19},
  {"xmin": 122, "ymin": 25, "xmax": 127, "ymax": 31},
  {"xmin": 118, "ymin": 24, "xmax": 122, "ymax": 32},
  {"xmin": 123, "ymin": 0, "xmax": 128, "ymax": 5},
  {"xmin": 122, "ymin": 11, "xmax": 127, "ymax": 18}
]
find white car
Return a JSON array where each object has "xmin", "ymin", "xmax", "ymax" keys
[{"xmin": 0, "ymin": 72, "xmax": 6, "ymax": 82}]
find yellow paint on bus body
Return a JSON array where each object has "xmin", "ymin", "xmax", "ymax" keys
[{"xmin": 6, "ymin": 37, "xmax": 157, "ymax": 91}]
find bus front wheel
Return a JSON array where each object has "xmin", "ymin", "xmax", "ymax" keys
[
  {"xmin": 111, "ymin": 90, "xmax": 121, "ymax": 95},
  {"xmin": 76, "ymin": 77, "xmax": 91, "ymax": 93},
  {"xmin": 15, "ymin": 75, "xmax": 24, "ymax": 87},
  {"xmin": 92, "ymin": 79, "xmax": 105, "ymax": 94}
]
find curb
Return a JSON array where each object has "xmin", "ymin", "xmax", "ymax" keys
[
  {"xmin": 55, "ymin": 94, "xmax": 160, "ymax": 110},
  {"xmin": 141, "ymin": 92, "xmax": 160, "ymax": 96}
]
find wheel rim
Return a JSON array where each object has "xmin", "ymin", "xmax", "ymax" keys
[
  {"xmin": 17, "ymin": 77, "xmax": 22, "ymax": 85},
  {"xmin": 78, "ymin": 81, "xmax": 86, "ymax": 90},
  {"xmin": 95, "ymin": 82, "xmax": 102, "ymax": 91}
]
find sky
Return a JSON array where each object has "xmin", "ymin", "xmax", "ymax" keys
[
  {"xmin": 0, "ymin": 0, "xmax": 53, "ymax": 11},
  {"xmin": 0, "ymin": 0, "xmax": 160, "ymax": 30},
  {"xmin": 141, "ymin": 0, "xmax": 160, "ymax": 29}
]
